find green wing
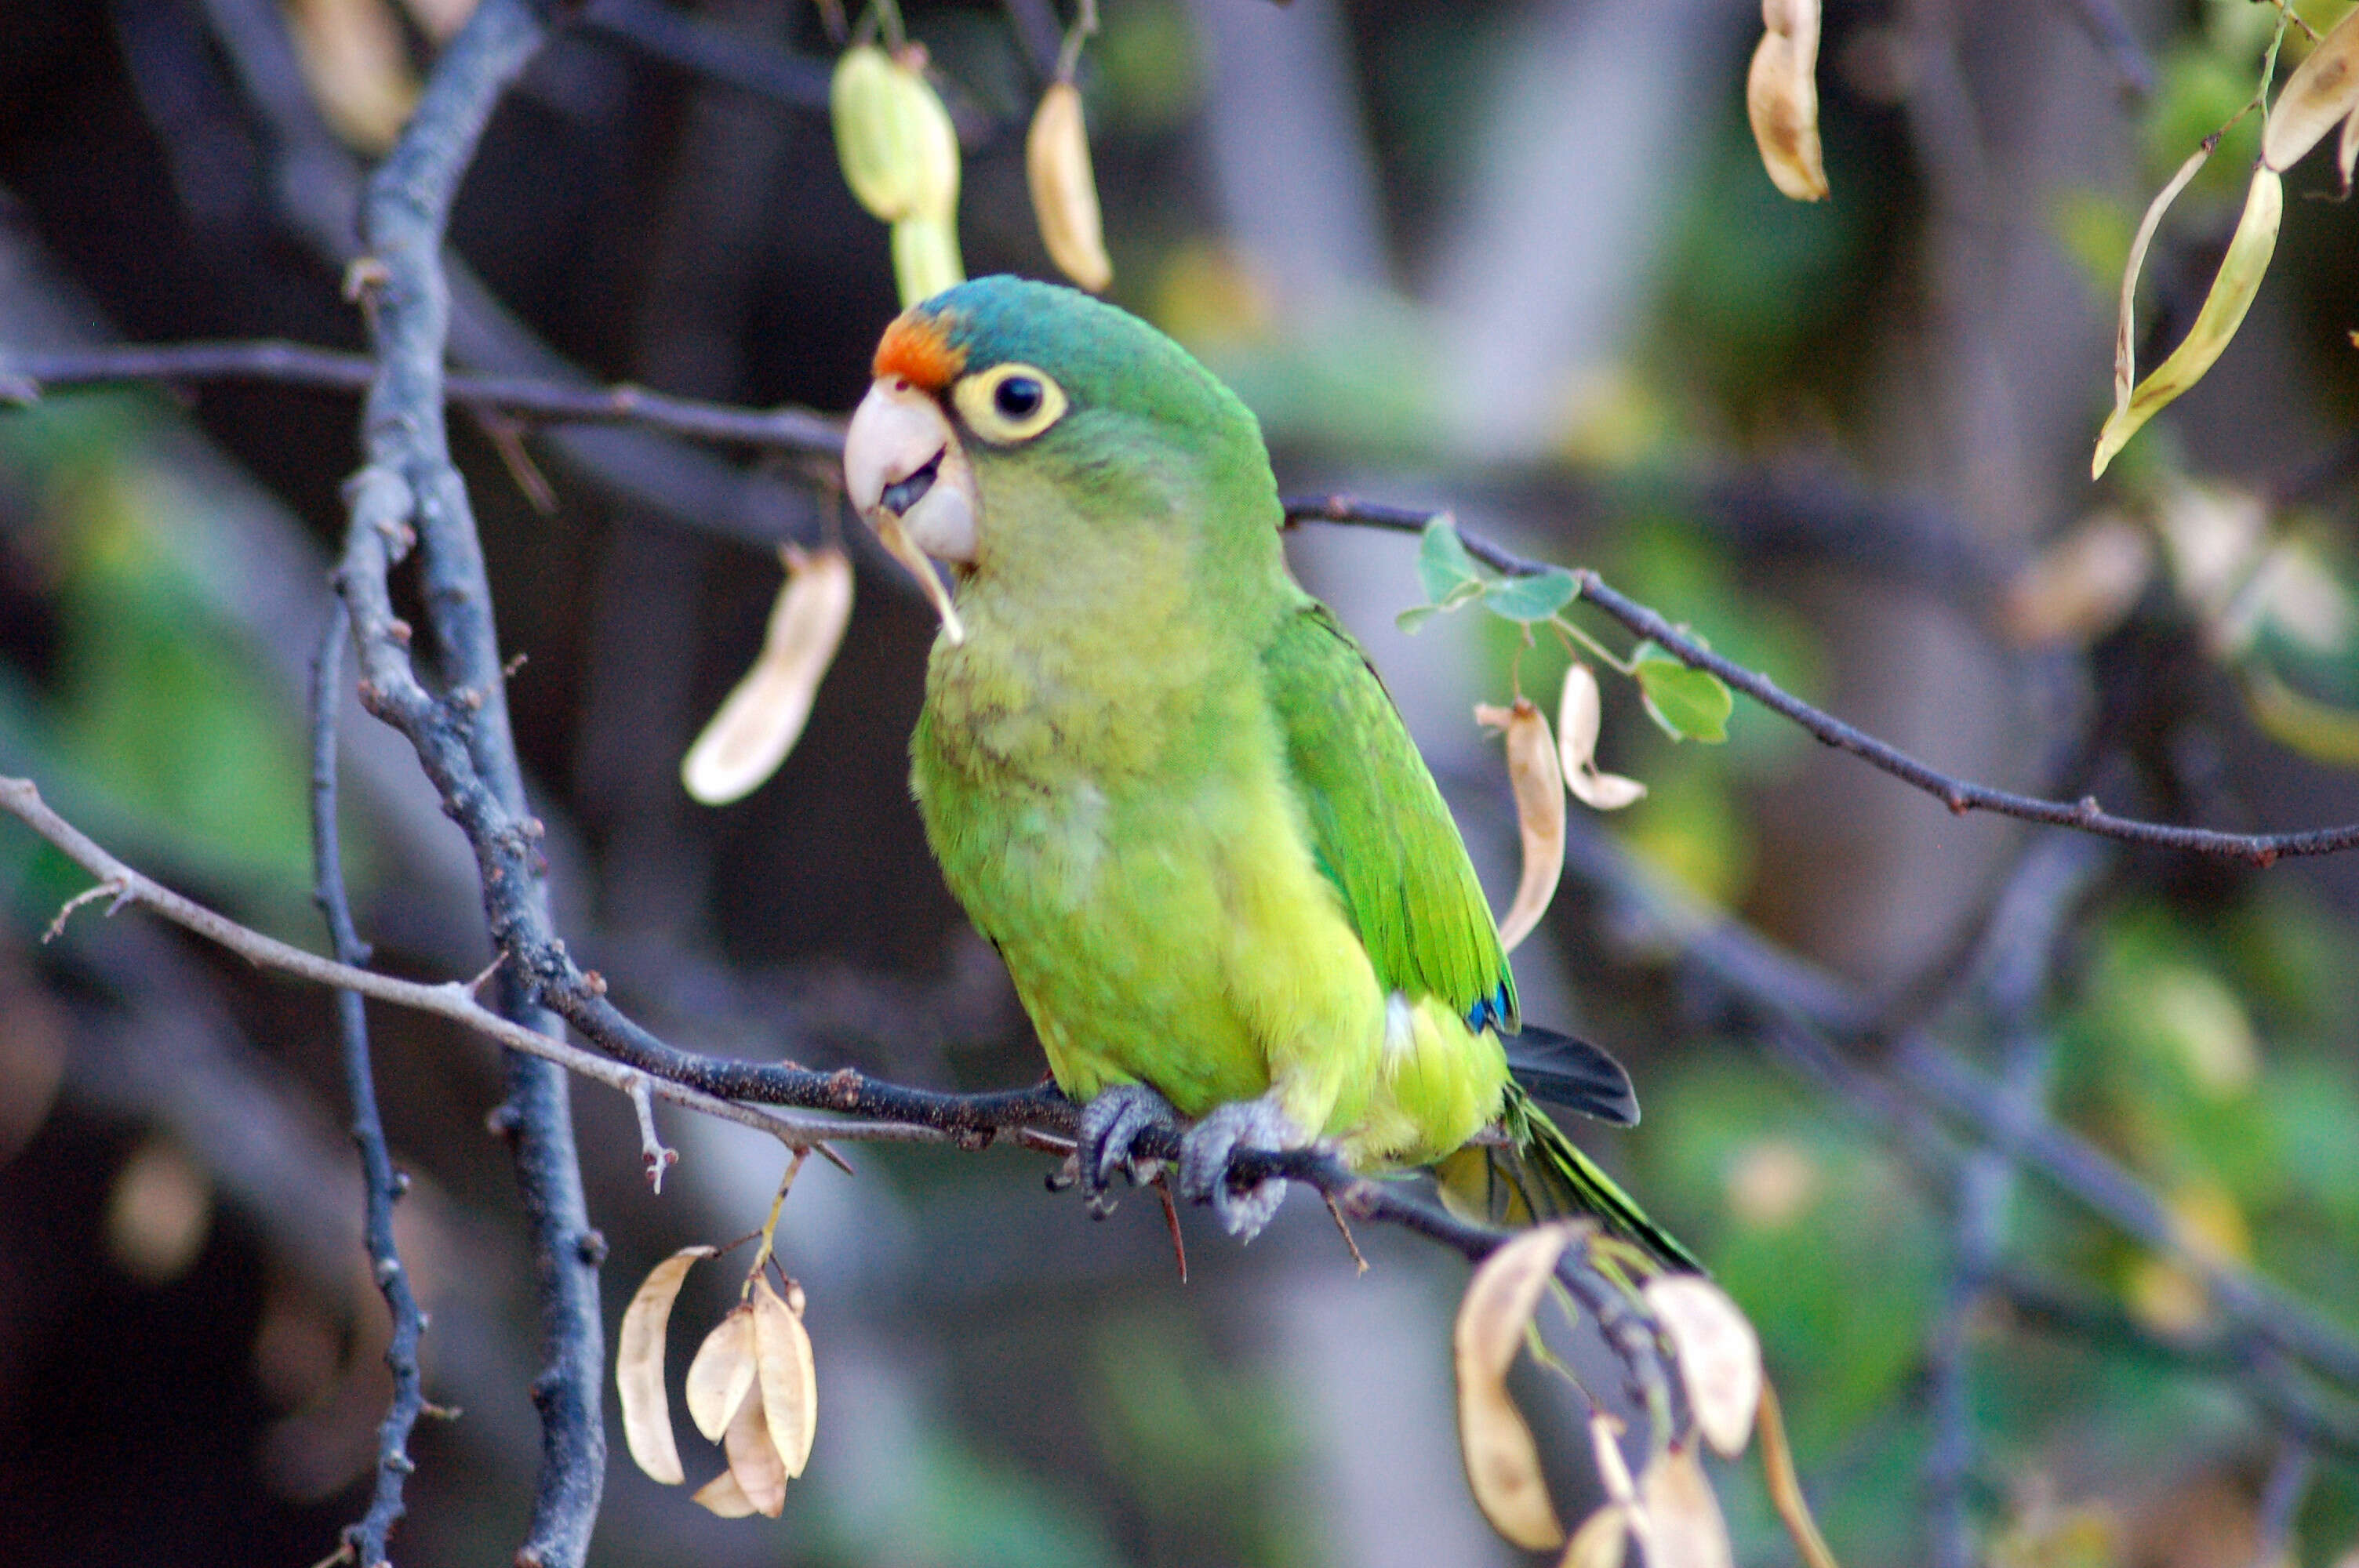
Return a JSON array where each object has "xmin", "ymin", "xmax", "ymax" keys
[{"xmin": 1260, "ymin": 601, "xmax": 1516, "ymax": 1033}]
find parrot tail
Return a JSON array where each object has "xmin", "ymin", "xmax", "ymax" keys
[{"xmin": 1437, "ymin": 1081, "xmax": 1699, "ymax": 1272}]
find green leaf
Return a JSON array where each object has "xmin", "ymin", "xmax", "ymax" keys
[
  {"xmin": 1481, "ymin": 568, "xmax": 1578, "ymax": 624},
  {"xmin": 1416, "ymin": 515, "xmax": 1481, "ymax": 603},
  {"xmin": 1396, "ymin": 604, "xmax": 1438, "ymax": 633},
  {"xmin": 1634, "ymin": 649, "xmax": 1733, "ymax": 743}
]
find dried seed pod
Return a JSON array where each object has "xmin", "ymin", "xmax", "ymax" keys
[
  {"xmin": 831, "ymin": 43, "xmax": 961, "ymax": 224},
  {"xmin": 1027, "ymin": 82, "xmax": 1114, "ymax": 292},
  {"xmin": 871, "ymin": 507, "xmax": 967, "ymax": 644},
  {"xmin": 751, "ymin": 1276, "xmax": 819, "ymax": 1477},
  {"xmin": 682, "ymin": 547, "xmax": 854, "ymax": 806},
  {"xmin": 2263, "ymin": 9, "xmax": 2359, "ymax": 174},
  {"xmin": 106, "ymin": 1139, "xmax": 213, "ymax": 1284},
  {"xmin": 1634, "ymin": 1446, "xmax": 1736, "ymax": 1568},
  {"xmin": 616, "ymin": 1245, "xmax": 719, "ymax": 1485},
  {"xmin": 1998, "ymin": 514, "xmax": 2154, "ymax": 646},
  {"xmin": 889, "ymin": 213, "xmax": 967, "ymax": 310},
  {"xmin": 1643, "ymin": 1276, "xmax": 1764, "ymax": 1458},
  {"xmin": 289, "ymin": 0, "xmax": 420, "ymax": 153},
  {"xmin": 1453, "ymin": 1222, "xmax": 1581, "ymax": 1549},
  {"xmin": 1557, "ymin": 664, "xmax": 1648, "ymax": 811},
  {"xmin": 1562, "ymin": 1505, "xmax": 1632, "ymax": 1568},
  {"xmin": 1475, "ymin": 698, "xmax": 1566, "ymax": 952},
  {"xmin": 685, "ymin": 1305, "xmax": 758, "ymax": 1443},
  {"xmin": 1588, "ymin": 1410, "xmax": 1639, "ymax": 1508},
  {"xmin": 692, "ymin": 1465, "xmax": 757, "ymax": 1519},
  {"xmin": 2093, "ymin": 166, "xmax": 2282, "ymax": 479},
  {"xmin": 1747, "ymin": 0, "xmax": 1828, "ymax": 201},
  {"xmin": 2110, "ymin": 143, "xmax": 2215, "ymax": 420},
  {"xmin": 720, "ymin": 1376, "xmax": 788, "ymax": 1517}
]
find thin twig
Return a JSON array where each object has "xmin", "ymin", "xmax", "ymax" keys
[
  {"xmin": 0, "ymin": 776, "xmax": 929, "ymax": 1152},
  {"xmin": 312, "ymin": 601, "xmax": 431, "ymax": 1568},
  {"xmin": 0, "ymin": 340, "xmax": 845, "ymax": 456},
  {"xmin": 627, "ymin": 1074, "xmax": 679, "ymax": 1192}
]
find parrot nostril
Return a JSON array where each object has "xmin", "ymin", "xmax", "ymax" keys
[{"xmin": 880, "ymin": 448, "xmax": 944, "ymax": 516}]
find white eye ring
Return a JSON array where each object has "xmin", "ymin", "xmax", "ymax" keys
[{"xmin": 954, "ymin": 363, "xmax": 1067, "ymax": 444}]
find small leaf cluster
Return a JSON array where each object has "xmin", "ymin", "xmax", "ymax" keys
[{"xmin": 1402, "ymin": 517, "xmax": 1734, "ymax": 746}]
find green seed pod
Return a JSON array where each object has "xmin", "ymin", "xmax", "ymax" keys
[
  {"xmin": 831, "ymin": 43, "xmax": 960, "ymax": 224},
  {"xmin": 2093, "ymin": 165, "xmax": 2282, "ymax": 479},
  {"xmin": 1026, "ymin": 82, "xmax": 1113, "ymax": 292},
  {"xmin": 890, "ymin": 214, "xmax": 965, "ymax": 310}
]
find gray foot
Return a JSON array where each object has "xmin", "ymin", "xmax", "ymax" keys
[
  {"xmin": 1179, "ymin": 1099, "xmax": 1304, "ymax": 1241},
  {"xmin": 1074, "ymin": 1083, "xmax": 1179, "ymax": 1218}
]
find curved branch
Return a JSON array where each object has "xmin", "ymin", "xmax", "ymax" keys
[
  {"xmin": 0, "ymin": 767, "xmax": 1671, "ymax": 1408},
  {"xmin": 1284, "ymin": 495, "xmax": 2359, "ymax": 865}
]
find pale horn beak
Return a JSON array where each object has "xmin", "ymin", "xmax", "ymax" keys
[{"xmin": 844, "ymin": 378, "xmax": 975, "ymax": 645}]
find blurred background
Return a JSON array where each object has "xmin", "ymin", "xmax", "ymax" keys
[{"xmin": 3, "ymin": 0, "xmax": 2359, "ymax": 1564}]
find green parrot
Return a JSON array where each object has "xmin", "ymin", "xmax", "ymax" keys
[{"xmin": 841, "ymin": 275, "xmax": 1686, "ymax": 1264}]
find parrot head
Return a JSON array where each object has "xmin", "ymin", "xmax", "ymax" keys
[{"xmin": 841, "ymin": 275, "xmax": 1281, "ymax": 641}]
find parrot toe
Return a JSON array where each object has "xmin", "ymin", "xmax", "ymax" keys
[
  {"xmin": 1074, "ymin": 1083, "xmax": 1180, "ymax": 1217},
  {"xmin": 1179, "ymin": 1099, "xmax": 1304, "ymax": 1241}
]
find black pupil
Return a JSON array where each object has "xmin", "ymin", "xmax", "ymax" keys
[{"xmin": 994, "ymin": 376, "xmax": 1044, "ymax": 419}]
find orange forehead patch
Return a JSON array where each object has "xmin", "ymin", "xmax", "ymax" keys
[{"xmin": 873, "ymin": 311, "xmax": 966, "ymax": 393}]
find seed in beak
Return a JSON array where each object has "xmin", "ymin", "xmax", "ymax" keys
[{"xmin": 881, "ymin": 448, "xmax": 943, "ymax": 517}]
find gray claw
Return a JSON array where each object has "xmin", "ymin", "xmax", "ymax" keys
[
  {"xmin": 1179, "ymin": 1101, "xmax": 1303, "ymax": 1241},
  {"xmin": 1076, "ymin": 1083, "xmax": 1179, "ymax": 1215}
]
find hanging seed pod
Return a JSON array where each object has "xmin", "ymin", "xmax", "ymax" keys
[
  {"xmin": 1634, "ymin": 1446, "xmax": 1737, "ymax": 1568},
  {"xmin": 890, "ymin": 213, "xmax": 967, "ymax": 310},
  {"xmin": 2093, "ymin": 165, "xmax": 2282, "ymax": 479},
  {"xmin": 616, "ymin": 1246, "xmax": 719, "ymax": 1485},
  {"xmin": 685, "ymin": 1305, "xmax": 758, "ymax": 1443},
  {"xmin": 2263, "ymin": 8, "xmax": 2359, "ymax": 176},
  {"xmin": 681, "ymin": 547, "xmax": 854, "ymax": 806},
  {"xmin": 1027, "ymin": 82, "xmax": 1114, "ymax": 292},
  {"xmin": 1452, "ymin": 1222, "xmax": 1580, "ymax": 1550},
  {"xmin": 751, "ymin": 1276, "xmax": 818, "ymax": 1478},
  {"xmin": 1474, "ymin": 698, "xmax": 1567, "ymax": 952},
  {"xmin": 1557, "ymin": 663, "xmax": 1648, "ymax": 811},
  {"xmin": 831, "ymin": 43, "xmax": 961, "ymax": 225},
  {"xmin": 1564, "ymin": 1505, "xmax": 1633, "ymax": 1568},
  {"xmin": 2110, "ymin": 142, "xmax": 2215, "ymax": 421},
  {"xmin": 1747, "ymin": 0, "xmax": 1828, "ymax": 201},
  {"xmin": 1643, "ymin": 1275, "xmax": 1764, "ymax": 1458}
]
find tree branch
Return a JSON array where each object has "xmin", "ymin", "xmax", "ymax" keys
[
  {"xmin": 1286, "ymin": 496, "xmax": 2359, "ymax": 864},
  {"xmin": 0, "ymin": 339, "xmax": 843, "ymax": 456},
  {"xmin": 0, "ymin": 776, "xmax": 930, "ymax": 1149},
  {"xmin": 0, "ymin": 766, "xmax": 1677, "ymax": 1426},
  {"xmin": 344, "ymin": 5, "xmax": 602, "ymax": 1561}
]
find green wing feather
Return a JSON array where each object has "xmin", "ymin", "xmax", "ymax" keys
[
  {"xmin": 1262, "ymin": 601, "xmax": 1698, "ymax": 1270},
  {"xmin": 1259, "ymin": 601, "xmax": 1516, "ymax": 1033}
]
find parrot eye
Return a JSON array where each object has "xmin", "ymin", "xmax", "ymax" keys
[
  {"xmin": 954, "ymin": 362, "xmax": 1067, "ymax": 445},
  {"xmin": 995, "ymin": 377, "xmax": 1042, "ymax": 419}
]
